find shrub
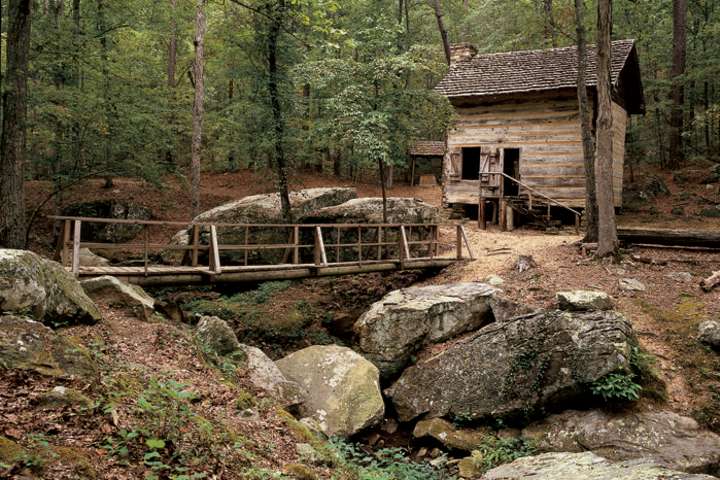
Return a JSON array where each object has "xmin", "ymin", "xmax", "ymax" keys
[
  {"xmin": 329, "ymin": 440, "xmax": 453, "ymax": 480},
  {"xmin": 591, "ymin": 372, "xmax": 642, "ymax": 402},
  {"xmin": 470, "ymin": 436, "xmax": 536, "ymax": 473}
]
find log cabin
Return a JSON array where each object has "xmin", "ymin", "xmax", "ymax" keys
[{"xmin": 435, "ymin": 39, "xmax": 644, "ymax": 227}]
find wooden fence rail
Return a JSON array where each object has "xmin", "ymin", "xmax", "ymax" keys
[{"xmin": 48, "ymin": 216, "xmax": 475, "ymax": 285}]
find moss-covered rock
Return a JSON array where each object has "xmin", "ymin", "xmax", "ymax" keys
[
  {"xmin": 0, "ymin": 249, "xmax": 101, "ymax": 328},
  {"xmin": 0, "ymin": 436, "xmax": 26, "ymax": 465},
  {"xmin": 276, "ymin": 345, "xmax": 384, "ymax": 437},
  {"xmin": 0, "ymin": 315, "xmax": 97, "ymax": 377},
  {"xmin": 195, "ymin": 315, "xmax": 241, "ymax": 356},
  {"xmin": 386, "ymin": 310, "xmax": 636, "ymax": 423}
]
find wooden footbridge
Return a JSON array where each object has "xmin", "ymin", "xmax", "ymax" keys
[{"xmin": 50, "ymin": 216, "xmax": 474, "ymax": 286}]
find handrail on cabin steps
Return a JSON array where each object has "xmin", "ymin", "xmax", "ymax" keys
[{"xmin": 479, "ymin": 172, "xmax": 582, "ymax": 234}]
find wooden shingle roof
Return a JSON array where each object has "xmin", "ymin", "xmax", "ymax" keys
[
  {"xmin": 408, "ymin": 140, "xmax": 445, "ymax": 156},
  {"xmin": 436, "ymin": 39, "xmax": 644, "ymax": 113}
]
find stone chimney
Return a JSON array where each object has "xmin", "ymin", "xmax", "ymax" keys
[{"xmin": 450, "ymin": 43, "xmax": 478, "ymax": 63}]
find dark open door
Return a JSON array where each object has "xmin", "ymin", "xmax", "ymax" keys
[{"xmin": 503, "ymin": 148, "xmax": 520, "ymax": 196}]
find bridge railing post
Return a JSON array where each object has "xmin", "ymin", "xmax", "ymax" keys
[
  {"xmin": 209, "ymin": 225, "xmax": 222, "ymax": 274},
  {"xmin": 191, "ymin": 225, "xmax": 200, "ymax": 267},
  {"xmin": 71, "ymin": 220, "xmax": 82, "ymax": 276},
  {"xmin": 314, "ymin": 226, "xmax": 327, "ymax": 266},
  {"xmin": 456, "ymin": 225, "xmax": 463, "ymax": 260}
]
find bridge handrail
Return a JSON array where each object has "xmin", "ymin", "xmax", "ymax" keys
[
  {"xmin": 47, "ymin": 215, "xmax": 445, "ymax": 229},
  {"xmin": 49, "ymin": 215, "xmax": 475, "ymax": 276}
]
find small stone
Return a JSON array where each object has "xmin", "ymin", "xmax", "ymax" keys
[
  {"xmin": 296, "ymin": 443, "xmax": 324, "ymax": 466},
  {"xmin": 556, "ymin": 291, "xmax": 613, "ymax": 311},
  {"xmin": 619, "ymin": 278, "xmax": 646, "ymax": 292},
  {"xmin": 38, "ymin": 386, "xmax": 92, "ymax": 410},
  {"xmin": 665, "ymin": 272, "xmax": 693, "ymax": 283},
  {"xmin": 699, "ymin": 321, "xmax": 720, "ymax": 349},
  {"xmin": 382, "ymin": 418, "xmax": 399, "ymax": 434},
  {"xmin": 284, "ymin": 463, "xmax": 318, "ymax": 480},
  {"xmin": 458, "ymin": 456, "xmax": 481, "ymax": 478},
  {"xmin": 486, "ymin": 275, "xmax": 505, "ymax": 287},
  {"xmin": 413, "ymin": 418, "xmax": 491, "ymax": 451}
]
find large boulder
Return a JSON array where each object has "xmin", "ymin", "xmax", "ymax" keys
[
  {"xmin": 521, "ymin": 409, "xmax": 720, "ymax": 474},
  {"xmin": 354, "ymin": 283, "xmax": 498, "ymax": 376},
  {"xmin": 300, "ymin": 197, "xmax": 440, "ymax": 224},
  {"xmin": 0, "ymin": 315, "xmax": 96, "ymax": 377},
  {"xmin": 168, "ymin": 188, "xmax": 358, "ymax": 265},
  {"xmin": 240, "ymin": 344, "xmax": 304, "ymax": 407},
  {"xmin": 276, "ymin": 345, "xmax": 384, "ymax": 437},
  {"xmin": 386, "ymin": 310, "xmax": 636, "ymax": 422},
  {"xmin": 195, "ymin": 187, "xmax": 357, "ymax": 224},
  {"xmin": 0, "ymin": 249, "xmax": 101, "ymax": 327},
  {"xmin": 81, "ymin": 276, "xmax": 154, "ymax": 320},
  {"xmin": 62, "ymin": 200, "xmax": 151, "ymax": 243},
  {"xmin": 481, "ymin": 452, "xmax": 717, "ymax": 480}
]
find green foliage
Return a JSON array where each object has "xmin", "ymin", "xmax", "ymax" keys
[
  {"xmin": 330, "ymin": 439, "xmax": 454, "ymax": 480},
  {"xmin": 102, "ymin": 377, "xmax": 245, "ymax": 478},
  {"xmin": 469, "ymin": 436, "xmax": 536, "ymax": 473},
  {"xmin": 591, "ymin": 372, "xmax": 643, "ymax": 402}
]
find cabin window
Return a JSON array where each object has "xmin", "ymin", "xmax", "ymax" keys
[
  {"xmin": 503, "ymin": 148, "xmax": 520, "ymax": 196},
  {"xmin": 461, "ymin": 147, "xmax": 481, "ymax": 180}
]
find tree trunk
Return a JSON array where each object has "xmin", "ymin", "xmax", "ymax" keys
[
  {"xmin": 190, "ymin": 0, "xmax": 206, "ymax": 218},
  {"xmin": 97, "ymin": 0, "xmax": 113, "ymax": 188},
  {"xmin": 267, "ymin": 0, "xmax": 292, "ymax": 221},
  {"xmin": 544, "ymin": 0, "xmax": 558, "ymax": 48},
  {"xmin": 227, "ymin": 79, "xmax": 238, "ymax": 172},
  {"xmin": 574, "ymin": 0, "xmax": 598, "ymax": 242},
  {"xmin": 0, "ymin": 0, "xmax": 31, "ymax": 249},
  {"xmin": 378, "ymin": 158, "xmax": 388, "ymax": 223},
  {"xmin": 165, "ymin": 0, "xmax": 178, "ymax": 167},
  {"xmin": 594, "ymin": 0, "xmax": 618, "ymax": 257},
  {"xmin": 430, "ymin": 0, "xmax": 451, "ymax": 65},
  {"xmin": 668, "ymin": 0, "xmax": 687, "ymax": 168}
]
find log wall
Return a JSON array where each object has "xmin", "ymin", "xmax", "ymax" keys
[{"xmin": 443, "ymin": 94, "xmax": 627, "ymax": 209}]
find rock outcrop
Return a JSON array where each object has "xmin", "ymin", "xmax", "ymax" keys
[
  {"xmin": 276, "ymin": 345, "xmax": 384, "ymax": 437},
  {"xmin": 167, "ymin": 188, "xmax": 357, "ymax": 265},
  {"xmin": 0, "ymin": 315, "xmax": 96, "ymax": 377},
  {"xmin": 481, "ymin": 452, "xmax": 717, "ymax": 480},
  {"xmin": 386, "ymin": 310, "xmax": 636, "ymax": 422},
  {"xmin": 0, "ymin": 249, "xmax": 101, "ymax": 327},
  {"xmin": 354, "ymin": 283, "xmax": 498, "ymax": 376},
  {"xmin": 62, "ymin": 200, "xmax": 151, "ymax": 243},
  {"xmin": 521, "ymin": 409, "xmax": 720, "ymax": 474},
  {"xmin": 194, "ymin": 187, "xmax": 357, "ymax": 225},
  {"xmin": 301, "ymin": 197, "xmax": 440, "ymax": 224},
  {"xmin": 556, "ymin": 291, "xmax": 613, "ymax": 311},
  {"xmin": 81, "ymin": 276, "xmax": 154, "ymax": 320}
]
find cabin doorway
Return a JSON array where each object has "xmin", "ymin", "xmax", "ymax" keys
[
  {"xmin": 503, "ymin": 148, "xmax": 520, "ymax": 196},
  {"xmin": 461, "ymin": 147, "xmax": 481, "ymax": 180}
]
